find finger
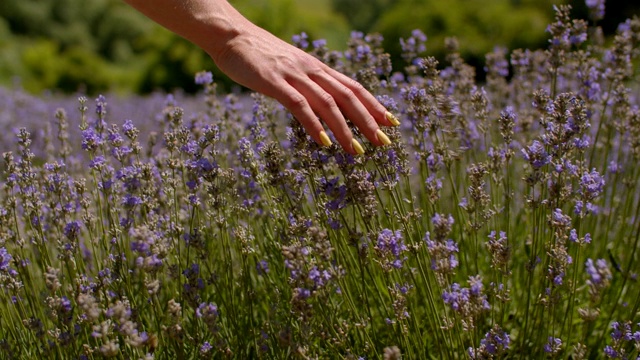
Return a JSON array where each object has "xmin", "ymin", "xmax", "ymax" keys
[
  {"xmin": 288, "ymin": 76, "xmax": 361, "ymax": 155},
  {"xmin": 324, "ymin": 67, "xmax": 397, "ymax": 127},
  {"xmin": 311, "ymin": 70, "xmax": 389, "ymax": 147},
  {"xmin": 268, "ymin": 81, "xmax": 333, "ymax": 148}
]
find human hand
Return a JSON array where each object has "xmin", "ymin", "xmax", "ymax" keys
[{"xmin": 209, "ymin": 24, "xmax": 400, "ymax": 155}]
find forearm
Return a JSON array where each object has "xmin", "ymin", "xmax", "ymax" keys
[{"xmin": 123, "ymin": 0, "xmax": 252, "ymax": 59}]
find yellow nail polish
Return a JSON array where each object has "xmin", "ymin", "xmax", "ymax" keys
[
  {"xmin": 319, "ymin": 131, "xmax": 332, "ymax": 147},
  {"xmin": 376, "ymin": 129, "xmax": 392, "ymax": 146},
  {"xmin": 385, "ymin": 111, "xmax": 400, "ymax": 126},
  {"xmin": 351, "ymin": 139, "xmax": 365, "ymax": 155}
]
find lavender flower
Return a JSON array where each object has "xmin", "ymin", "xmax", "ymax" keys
[
  {"xmin": 63, "ymin": 220, "xmax": 82, "ymax": 241},
  {"xmin": 0, "ymin": 248, "xmax": 13, "ymax": 273},
  {"xmin": 200, "ymin": 341, "xmax": 213, "ymax": 355},
  {"xmin": 586, "ymin": 0, "xmax": 605, "ymax": 21},
  {"xmin": 468, "ymin": 325, "xmax": 510, "ymax": 359},
  {"xmin": 195, "ymin": 71, "xmax": 213, "ymax": 85},
  {"xmin": 442, "ymin": 276, "xmax": 490, "ymax": 330},
  {"xmin": 400, "ymin": 29, "xmax": 427, "ymax": 63},
  {"xmin": 544, "ymin": 337, "xmax": 562, "ymax": 355},
  {"xmin": 603, "ymin": 345, "xmax": 619, "ymax": 358},
  {"xmin": 81, "ymin": 128, "xmax": 103, "ymax": 152},
  {"xmin": 292, "ymin": 32, "xmax": 309, "ymax": 49},
  {"xmin": 196, "ymin": 302, "xmax": 219, "ymax": 319},
  {"xmin": 486, "ymin": 230, "xmax": 509, "ymax": 270},
  {"xmin": 521, "ymin": 140, "xmax": 550, "ymax": 169},
  {"xmin": 375, "ymin": 229, "xmax": 408, "ymax": 270}
]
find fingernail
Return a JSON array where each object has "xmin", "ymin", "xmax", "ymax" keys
[
  {"xmin": 385, "ymin": 111, "xmax": 400, "ymax": 126},
  {"xmin": 319, "ymin": 131, "xmax": 332, "ymax": 147},
  {"xmin": 376, "ymin": 129, "xmax": 392, "ymax": 146},
  {"xmin": 351, "ymin": 139, "xmax": 365, "ymax": 155}
]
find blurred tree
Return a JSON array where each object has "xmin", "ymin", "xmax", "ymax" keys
[
  {"xmin": 332, "ymin": 0, "xmax": 393, "ymax": 33},
  {"xmin": 0, "ymin": 0, "xmax": 153, "ymax": 93},
  {"xmin": 370, "ymin": 0, "xmax": 563, "ymax": 72}
]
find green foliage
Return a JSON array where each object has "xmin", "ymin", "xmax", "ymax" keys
[
  {"xmin": 234, "ymin": 0, "xmax": 351, "ymax": 49},
  {"xmin": 375, "ymin": 0, "xmax": 562, "ymax": 68},
  {"xmin": 332, "ymin": 0, "xmax": 395, "ymax": 33},
  {"xmin": 0, "ymin": 0, "xmax": 172, "ymax": 93}
]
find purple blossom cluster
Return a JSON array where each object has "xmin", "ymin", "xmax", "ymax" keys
[
  {"xmin": 375, "ymin": 229, "xmax": 407, "ymax": 270},
  {"xmin": 468, "ymin": 325, "xmax": 511, "ymax": 359},
  {"xmin": 604, "ymin": 321, "xmax": 640, "ymax": 359},
  {"xmin": 424, "ymin": 213, "xmax": 459, "ymax": 285},
  {"xmin": 442, "ymin": 275, "xmax": 491, "ymax": 331}
]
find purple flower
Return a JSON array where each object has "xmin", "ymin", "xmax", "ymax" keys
[
  {"xmin": 580, "ymin": 168, "xmax": 605, "ymax": 199},
  {"xmin": 569, "ymin": 229, "xmax": 579, "ymax": 243},
  {"xmin": 63, "ymin": 221, "xmax": 82, "ymax": 240},
  {"xmin": 586, "ymin": 258, "xmax": 606, "ymax": 284},
  {"xmin": 610, "ymin": 322, "xmax": 629, "ymax": 341},
  {"xmin": 432, "ymin": 213, "xmax": 454, "ymax": 237},
  {"xmin": 376, "ymin": 95, "xmax": 399, "ymax": 111},
  {"xmin": 312, "ymin": 39, "xmax": 327, "ymax": 49},
  {"xmin": 122, "ymin": 119, "xmax": 135, "ymax": 133},
  {"xmin": 195, "ymin": 71, "xmax": 213, "ymax": 85},
  {"xmin": 95, "ymin": 95, "xmax": 107, "ymax": 117},
  {"xmin": 256, "ymin": 260, "xmax": 269, "ymax": 275},
  {"xmin": 468, "ymin": 275, "xmax": 483, "ymax": 296},
  {"xmin": 603, "ymin": 345, "xmax": 618, "ymax": 358},
  {"xmin": 552, "ymin": 208, "xmax": 572, "ymax": 227},
  {"xmin": 544, "ymin": 336, "xmax": 562, "ymax": 354},
  {"xmin": 586, "ymin": 0, "xmax": 605, "ymax": 21},
  {"xmin": 196, "ymin": 302, "xmax": 219, "ymax": 319},
  {"xmin": 0, "ymin": 247, "xmax": 13, "ymax": 272},
  {"xmin": 200, "ymin": 341, "xmax": 213, "ymax": 354},
  {"xmin": 469, "ymin": 326, "xmax": 510, "ymax": 358},
  {"xmin": 107, "ymin": 131, "xmax": 123, "ymax": 146},
  {"xmin": 295, "ymin": 287, "xmax": 311, "ymax": 299},
  {"xmin": 400, "ymin": 29, "xmax": 427, "ymax": 60},
  {"xmin": 122, "ymin": 194, "xmax": 143, "ymax": 208},
  {"xmin": 60, "ymin": 296, "xmax": 72, "ymax": 313},
  {"xmin": 355, "ymin": 44, "xmax": 372, "ymax": 62},
  {"xmin": 573, "ymin": 135, "xmax": 590, "ymax": 149},
  {"xmin": 89, "ymin": 156, "xmax": 106, "ymax": 169},
  {"xmin": 376, "ymin": 229, "xmax": 407, "ymax": 268},
  {"xmin": 485, "ymin": 47, "xmax": 510, "ymax": 77},
  {"xmin": 442, "ymin": 283, "xmax": 470, "ymax": 311},
  {"xmin": 521, "ymin": 140, "xmax": 550, "ymax": 169},
  {"xmin": 308, "ymin": 266, "xmax": 331, "ymax": 287},
  {"xmin": 81, "ymin": 128, "xmax": 103, "ymax": 152},
  {"xmin": 111, "ymin": 146, "xmax": 132, "ymax": 161},
  {"xmin": 425, "ymin": 174, "xmax": 442, "ymax": 191},
  {"xmin": 292, "ymin": 32, "xmax": 309, "ymax": 49},
  {"xmin": 320, "ymin": 177, "xmax": 347, "ymax": 211}
]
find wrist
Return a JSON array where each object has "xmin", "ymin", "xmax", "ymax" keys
[{"xmin": 189, "ymin": 2, "xmax": 255, "ymax": 63}]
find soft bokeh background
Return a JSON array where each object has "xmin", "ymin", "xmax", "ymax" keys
[{"xmin": 0, "ymin": 0, "xmax": 638, "ymax": 95}]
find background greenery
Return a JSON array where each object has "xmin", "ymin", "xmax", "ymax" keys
[{"xmin": 0, "ymin": 0, "xmax": 638, "ymax": 95}]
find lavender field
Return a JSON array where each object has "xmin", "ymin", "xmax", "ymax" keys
[{"xmin": 1, "ymin": 5, "xmax": 640, "ymax": 359}]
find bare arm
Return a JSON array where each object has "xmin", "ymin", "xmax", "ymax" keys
[{"xmin": 124, "ymin": 0, "xmax": 398, "ymax": 154}]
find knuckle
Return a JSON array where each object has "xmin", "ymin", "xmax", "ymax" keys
[
  {"xmin": 340, "ymin": 86, "xmax": 357, "ymax": 103},
  {"xmin": 319, "ymin": 92, "xmax": 337, "ymax": 108},
  {"xmin": 308, "ymin": 65, "xmax": 326, "ymax": 77},
  {"xmin": 285, "ymin": 93, "xmax": 308, "ymax": 111},
  {"xmin": 347, "ymin": 78, "xmax": 366, "ymax": 93}
]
